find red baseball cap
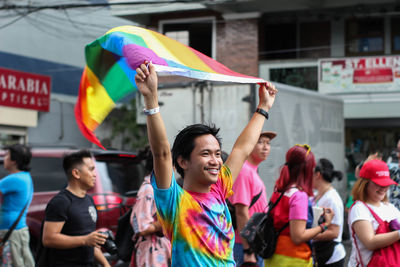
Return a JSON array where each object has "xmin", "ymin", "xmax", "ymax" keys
[{"xmin": 359, "ymin": 159, "xmax": 397, "ymax": 187}]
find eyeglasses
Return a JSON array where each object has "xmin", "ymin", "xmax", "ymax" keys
[{"xmin": 295, "ymin": 144, "xmax": 311, "ymax": 156}]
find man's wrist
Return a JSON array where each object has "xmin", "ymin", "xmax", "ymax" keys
[
  {"xmin": 255, "ymin": 108, "xmax": 269, "ymax": 120},
  {"xmin": 143, "ymin": 95, "xmax": 159, "ymax": 109},
  {"xmin": 243, "ymin": 247, "xmax": 254, "ymax": 255},
  {"xmin": 256, "ymin": 105, "xmax": 269, "ymax": 112}
]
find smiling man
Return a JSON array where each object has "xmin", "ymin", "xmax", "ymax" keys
[
  {"xmin": 229, "ymin": 131, "xmax": 276, "ymax": 266},
  {"xmin": 134, "ymin": 62, "xmax": 277, "ymax": 266},
  {"xmin": 41, "ymin": 150, "xmax": 110, "ymax": 267}
]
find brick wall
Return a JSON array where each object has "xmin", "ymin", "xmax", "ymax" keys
[{"xmin": 217, "ymin": 18, "xmax": 259, "ymax": 77}]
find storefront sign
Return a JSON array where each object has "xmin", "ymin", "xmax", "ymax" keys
[
  {"xmin": 0, "ymin": 67, "xmax": 51, "ymax": 112},
  {"xmin": 319, "ymin": 56, "xmax": 400, "ymax": 93}
]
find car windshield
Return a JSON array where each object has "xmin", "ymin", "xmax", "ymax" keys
[
  {"xmin": 94, "ymin": 155, "xmax": 145, "ymax": 195},
  {"xmin": 0, "ymin": 153, "xmax": 145, "ymax": 196}
]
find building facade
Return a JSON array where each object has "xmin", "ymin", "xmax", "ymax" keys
[
  {"xmin": 111, "ymin": 0, "xmax": 400, "ymax": 173},
  {"xmin": 0, "ymin": 1, "xmax": 134, "ymax": 147}
]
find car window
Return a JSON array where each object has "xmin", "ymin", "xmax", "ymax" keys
[
  {"xmin": 0, "ymin": 157, "xmax": 67, "ymax": 192},
  {"xmin": 94, "ymin": 155, "xmax": 145, "ymax": 196},
  {"xmin": 0, "ymin": 165, "xmax": 7, "ymax": 179},
  {"xmin": 30, "ymin": 157, "xmax": 67, "ymax": 192}
]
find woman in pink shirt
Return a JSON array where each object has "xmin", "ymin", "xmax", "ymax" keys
[{"xmin": 264, "ymin": 144, "xmax": 334, "ymax": 267}]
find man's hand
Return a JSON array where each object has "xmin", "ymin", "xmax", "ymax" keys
[
  {"xmin": 135, "ymin": 61, "xmax": 158, "ymax": 108},
  {"xmin": 258, "ymin": 82, "xmax": 277, "ymax": 111},
  {"xmin": 243, "ymin": 251, "xmax": 258, "ymax": 264},
  {"xmin": 84, "ymin": 231, "xmax": 107, "ymax": 248}
]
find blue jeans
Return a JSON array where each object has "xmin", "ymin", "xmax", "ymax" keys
[{"xmin": 233, "ymin": 242, "xmax": 263, "ymax": 267}]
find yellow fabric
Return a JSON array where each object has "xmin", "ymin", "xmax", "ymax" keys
[
  {"xmin": 107, "ymin": 26, "xmax": 216, "ymax": 73},
  {"xmin": 85, "ymin": 67, "xmax": 115, "ymax": 128},
  {"xmin": 264, "ymin": 253, "xmax": 313, "ymax": 267}
]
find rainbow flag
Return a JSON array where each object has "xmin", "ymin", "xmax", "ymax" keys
[{"xmin": 75, "ymin": 25, "xmax": 267, "ymax": 149}]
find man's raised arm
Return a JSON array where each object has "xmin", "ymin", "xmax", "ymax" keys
[
  {"xmin": 135, "ymin": 62, "xmax": 172, "ymax": 189},
  {"xmin": 225, "ymin": 83, "xmax": 277, "ymax": 182}
]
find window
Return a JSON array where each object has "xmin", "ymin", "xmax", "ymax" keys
[
  {"xmin": 269, "ymin": 66, "xmax": 318, "ymax": 91},
  {"xmin": 260, "ymin": 21, "xmax": 330, "ymax": 60},
  {"xmin": 260, "ymin": 23, "xmax": 297, "ymax": 60},
  {"xmin": 346, "ymin": 18, "xmax": 384, "ymax": 56},
  {"xmin": 161, "ymin": 19, "xmax": 214, "ymax": 58},
  {"xmin": 299, "ymin": 22, "xmax": 331, "ymax": 58},
  {"xmin": 392, "ymin": 17, "xmax": 400, "ymax": 54}
]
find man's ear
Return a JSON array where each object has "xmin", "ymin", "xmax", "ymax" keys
[
  {"xmin": 71, "ymin": 168, "xmax": 80, "ymax": 180},
  {"xmin": 177, "ymin": 156, "xmax": 188, "ymax": 170}
]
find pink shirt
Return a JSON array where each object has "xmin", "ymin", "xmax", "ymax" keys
[{"xmin": 229, "ymin": 160, "xmax": 268, "ymax": 243}]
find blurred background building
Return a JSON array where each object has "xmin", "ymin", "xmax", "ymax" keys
[
  {"xmin": 0, "ymin": 0, "xmax": 399, "ymax": 187},
  {"xmin": 109, "ymin": 0, "xmax": 400, "ymax": 189},
  {"xmin": 0, "ymin": 0, "xmax": 135, "ymax": 147}
]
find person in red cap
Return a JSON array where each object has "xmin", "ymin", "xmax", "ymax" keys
[
  {"xmin": 348, "ymin": 159, "xmax": 400, "ymax": 267},
  {"xmin": 389, "ymin": 137, "xmax": 400, "ymax": 210},
  {"xmin": 228, "ymin": 131, "xmax": 276, "ymax": 266}
]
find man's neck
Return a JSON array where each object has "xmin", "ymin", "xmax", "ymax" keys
[
  {"xmin": 247, "ymin": 156, "xmax": 261, "ymax": 167},
  {"xmin": 7, "ymin": 167, "xmax": 21, "ymax": 174},
  {"xmin": 183, "ymin": 177, "xmax": 212, "ymax": 193},
  {"xmin": 66, "ymin": 184, "xmax": 87, "ymax": 198}
]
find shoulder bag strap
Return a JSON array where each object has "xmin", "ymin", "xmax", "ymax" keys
[
  {"xmin": 249, "ymin": 190, "xmax": 263, "ymax": 208},
  {"xmin": 349, "ymin": 201, "xmax": 366, "ymax": 267},
  {"xmin": 0, "ymin": 199, "xmax": 30, "ymax": 246},
  {"xmin": 360, "ymin": 201, "xmax": 384, "ymax": 224},
  {"xmin": 351, "ymin": 221, "xmax": 365, "ymax": 267}
]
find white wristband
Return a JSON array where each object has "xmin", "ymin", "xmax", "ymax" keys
[{"xmin": 143, "ymin": 107, "xmax": 160, "ymax": 116}]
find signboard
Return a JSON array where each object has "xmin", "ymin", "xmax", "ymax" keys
[
  {"xmin": 0, "ymin": 67, "xmax": 51, "ymax": 112},
  {"xmin": 319, "ymin": 56, "xmax": 400, "ymax": 93}
]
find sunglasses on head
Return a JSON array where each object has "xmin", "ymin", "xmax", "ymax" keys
[{"xmin": 295, "ymin": 144, "xmax": 311, "ymax": 156}]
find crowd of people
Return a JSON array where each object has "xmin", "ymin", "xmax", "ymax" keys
[{"xmin": 0, "ymin": 63, "xmax": 399, "ymax": 267}]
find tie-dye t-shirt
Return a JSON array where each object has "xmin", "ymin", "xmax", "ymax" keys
[{"xmin": 151, "ymin": 164, "xmax": 235, "ymax": 266}]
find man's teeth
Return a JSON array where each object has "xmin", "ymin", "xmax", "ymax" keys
[{"xmin": 206, "ymin": 168, "xmax": 219, "ymax": 174}]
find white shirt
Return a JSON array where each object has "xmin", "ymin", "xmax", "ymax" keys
[
  {"xmin": 315, "ymin": 188, "xmax": 346, "ymax": 264},
  {"xmin": 348, "ymin": 201, "xmax": 400, "ymax": 267}
]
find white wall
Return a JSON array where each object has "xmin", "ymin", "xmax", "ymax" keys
[{"xmin": 137, "ymin": 82, "xmax": 345, "ymax": 199}]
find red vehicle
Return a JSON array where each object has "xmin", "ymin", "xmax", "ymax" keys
[{"xmin": 0, "ymin": 147, "xmax": 145, "ymax": 265}]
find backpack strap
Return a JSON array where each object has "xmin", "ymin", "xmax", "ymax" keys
[
  {"xmin": 0, "ymin": 198, "xmax": 30, "ymax": 246},
  {"xmin": 268, "ymin": 191, "xmax": 286, "ymax": 212},
  {"xmin": 249, "ymin": 190, "xmax": 263, "ymax": 209},
  {"xmin": 277, "ymin": 221, "xmax": 290, "ymax": 233}
]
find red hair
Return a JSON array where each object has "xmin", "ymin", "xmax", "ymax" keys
[{"xmin": 275, "ymin": 145, "xmax": 316, "ymax": 196}]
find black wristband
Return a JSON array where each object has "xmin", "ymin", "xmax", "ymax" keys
[
  {"xmin": 243, "ymin": 248, "xmax": 254, "ymax": 255},
  {"xmin": 255, "ymin": 108, "xmax": 269, "ymax": 120}
]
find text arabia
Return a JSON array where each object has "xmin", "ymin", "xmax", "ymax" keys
[{"xmin": 0, "ymin": 73, "xmax": 49, "ymax": 107}]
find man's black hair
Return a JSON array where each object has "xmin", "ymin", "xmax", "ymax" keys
[
  {"xmin": 63, "ymin": 150, "xmax": 93, "ymax": 179},
  {"xmin": 5, "ymin": 144, "xmax": 32, "ymax": 171},
  {"xmin": 171, "ymin": 124, "xmax": 221, "ymax": 178}
]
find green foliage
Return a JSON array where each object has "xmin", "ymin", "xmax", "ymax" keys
[{"xmin": 109, "ymin": 98, "xmax": 147, "ymax": 150}]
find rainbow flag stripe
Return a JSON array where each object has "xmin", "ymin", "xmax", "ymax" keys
[{"xmin": 75, "ymin": 25, "xmax": 266, "ymax": 149}]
